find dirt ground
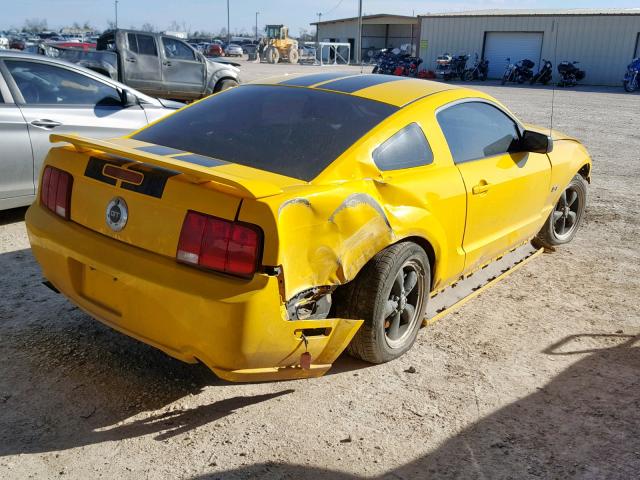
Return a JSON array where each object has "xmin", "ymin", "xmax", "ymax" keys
[{"xmin": 1, "ymin": 60, "xmax": 639, "ymax": 479}]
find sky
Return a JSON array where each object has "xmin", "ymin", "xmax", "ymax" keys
[{"xmin": 2, "ymin": 0, "xmax": 639, "ymax": 35}]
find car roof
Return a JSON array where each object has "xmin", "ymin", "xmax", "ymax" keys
[{"xmin": 251, "ymin": 73, "xmax": 463, "ymax": 108}]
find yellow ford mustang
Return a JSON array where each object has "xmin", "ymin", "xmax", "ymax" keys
[{"xmin": 26, "ymin": 73, "xmax": 591, "ymax": 382}]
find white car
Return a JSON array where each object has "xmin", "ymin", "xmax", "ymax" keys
[{"xmin": 0, "ymin": 51, "xmax": 182, "ymax": 210}]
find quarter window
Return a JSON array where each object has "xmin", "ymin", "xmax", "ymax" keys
[
  {"xmin": 5, "ymin": 60, "xmax": 122, "ymax": 106},
  {"xmin": 162, "ymin": 37, "xmax": 195, "ymax": 61},
  {"xmin": 373, "ymin": 123, "xmax": 433, "ymax": 171},
  {"xmin": 437, "ymin": 102, "xmax": 520, "ymax": 164}
]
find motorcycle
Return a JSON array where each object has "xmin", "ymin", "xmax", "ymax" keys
[
  {"xmin": 435, "ymin": 53, "xmax": 469, "ymax": 81},
  {"xmin": 530, "ymin": 58, "xmax": 553, "ymax": 85},
  {"xmin": 623, "ymin": 57, "xmax": 640, "ymax": 92},
  {"xmin": 372, "ymin": 50, "xmax": 423, "ymax": 77},
  {"xmin": 462, "ymin": 53, "xmax": 489, "ymax": 81},
  {"xmin": 557, "ymin": 61, "xmax": 586, "ymax": 87},
  {"xmin": 501, "ymin": 58, "xmax": 535, "ymax": 84}
]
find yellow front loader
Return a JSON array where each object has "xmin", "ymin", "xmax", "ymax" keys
[{"xmin": 263, "ymin": 24, "xmax": 299, "ymax": 64}]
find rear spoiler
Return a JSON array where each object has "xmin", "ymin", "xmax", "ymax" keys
[{"xmin": 50, "ymin": 133, "xmax": 282, "ymax": 199}]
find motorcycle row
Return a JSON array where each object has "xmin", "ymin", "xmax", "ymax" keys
[{"xmin": 372, "ymin": 49, "xmax": 640, "ymax": 93}]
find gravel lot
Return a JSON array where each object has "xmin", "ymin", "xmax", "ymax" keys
[{"xmin": 1, "ymin": 60, "xmax": 638, "ymax": 479}]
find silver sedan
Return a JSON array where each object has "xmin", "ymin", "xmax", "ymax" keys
[
  {"xmin": 224, "ymin": 44, "xmax": 244, "ymax": 57},
  {"xmin": 0, "ymin": 51, "xmax": 182, "ymax": 210}
]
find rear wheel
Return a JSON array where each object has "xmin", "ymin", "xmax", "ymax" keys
[
  {"xmin": 336, "ymin": 242, "xmax": 430, "ymax": 364},
  {"xmin": 535, "ymin": 174, "xmax": 587, "ymax": 248}
]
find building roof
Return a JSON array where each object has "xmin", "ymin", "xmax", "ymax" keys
[
  {"xmin": 419, "ymin": 8, "xmax": 640, "ymax": 18},
  {"xmin": 311, "ymin": 14, "xmax": 418, "ymax": 26},
  {"xmin": 250, "ymin": 73, "xmax": 458, "ymax": 107}
]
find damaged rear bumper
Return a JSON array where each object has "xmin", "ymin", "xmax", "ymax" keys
[{"xmin": 26, "ymin": 203, "xmax": 362, "ymax": 382}]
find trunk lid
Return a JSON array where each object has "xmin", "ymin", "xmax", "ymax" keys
[{"xmin": 49, "ymin": 134, "xmax": 300, "ymax": 260}]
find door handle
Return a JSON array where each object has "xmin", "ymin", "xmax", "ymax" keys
[
  {"xmin": 126, "ymin": 57, "xmax": 137, "ymax": 63},
  {"xmin": 163, "ymin": 61, "xmax": 172, "ymax": 66},
  {"xmin": 472, "ymin": 181, "xmax": 490, "ymax": 195},
  {"xmin": 31, "ymin": 119, "xmax": 63, "ymax": 129}
]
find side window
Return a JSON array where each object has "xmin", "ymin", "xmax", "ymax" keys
[
  {"xmin": 127, "ymin": 33, "xmax": 138, "ymax": 53},
  {"xmin": 437, "ymin": 102, "xmax": 520, "ymax": 164},
  {"xmin": 162, "ymin": 37, "xmax": 195, "ymax": 61},
  {"xmin": 5, "ymin": 60, "xmax": 122, "ymax": 106},
  {"xmin": 136, "ymin": 34, "xmax": 158, "ymax": 56},
  {"xmin": 373, "ymin": 123, "xmax": 433, "ymax": 171}
]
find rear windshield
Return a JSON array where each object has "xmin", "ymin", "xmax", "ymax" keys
[{"xmin": 133, "ymin": 85, "xmax": 398, "ymax": 181}]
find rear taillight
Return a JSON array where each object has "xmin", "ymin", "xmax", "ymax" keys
[
  {"xmin": 40, "ymin": 166, "xmax": 73, "ymax": 219},
  {"xmin": 177, "ymin": 211, "xmax": 262, "ymax": 278}
]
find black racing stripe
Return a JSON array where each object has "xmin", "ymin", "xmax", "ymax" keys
[
  {"xmin": 172, "ymin": 154, "xmax": 227, "ymax": 167},
  {"xmin": 318, "ymin": 74, "xmax": 410, "ymax": 93},
  {"xmin": 279, "ymin": 72, "xmax": 355, "ymax": 87},
  {"xmin": 137, "ymin": 145, "xmax": 186, "ymax": 156},
  {"xmin": 120, "ymin": 164, "xmax": 179, "ymax": 199},
  {"xmin": 85, "ymin": 156, "xmax": 129, "ymax": 185}
]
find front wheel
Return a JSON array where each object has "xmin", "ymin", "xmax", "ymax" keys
[
  {"xmin": 535, "ymin": 174, "xmax": 588, "ymax": 248},
  {"xmin": 624, "ymin": 76, "xmax": 637, "ymax": 92},
  {"xmin": 214, "ymin": 78, "xmax": 238, "ymax": 92},
  {"xmin": 336, "ymin": 242, "xmax": 430, "ymax": 364}
]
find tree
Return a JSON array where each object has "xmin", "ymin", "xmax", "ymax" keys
[
  {"xmin": 106, "ymin": 20, "xmax": 116, "ymax": 30},
  {"xmin": 22, "ymin": 18, "xmax": 47, "ymax": 33},
  {"xmin": 140, "ymin": 23, "xmax": 156, "ymax": 32}
]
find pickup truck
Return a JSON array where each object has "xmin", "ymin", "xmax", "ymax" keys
[{"xmin": 61, "ymin": 29, "xmax": 240, "ymax": 101}]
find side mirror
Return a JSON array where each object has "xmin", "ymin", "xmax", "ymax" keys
[
  {"xmin": 121, "ymin": 90, "xmax": 138, "ymax": 107},
  {"xmin": 518, "ymin": 130, "xmax": 553, "ymax": 154}
]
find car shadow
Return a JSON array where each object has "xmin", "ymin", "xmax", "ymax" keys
[
  {"xmin": 0, "ymin": 206, "xmax": 28, "ymax": 226},
  {"xmin": 0, "ymin": 247, "xmax": 294, "ymax": 456},
  {"xmin": 191, "ymin": 333, "xmax": 639, "ymax": 479}
]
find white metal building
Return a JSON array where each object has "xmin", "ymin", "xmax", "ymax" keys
[
  {"xmin": 418, "ymin": 9, "xmax": 640, "ymax": 85},
  {"xmin": 312, "ymin": 14, "xmax": 419, "ymax": 62}
]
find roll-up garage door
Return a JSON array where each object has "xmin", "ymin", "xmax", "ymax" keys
[{"xmin": 483, "ymin": 32, "xmax": 543, "ymax": 79}]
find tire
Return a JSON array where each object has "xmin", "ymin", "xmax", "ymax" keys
[
  {"xmin": 462, "ymin": 70, "xmax": 473, "ymax": 81},
  {"xmin": 287, "ymin": 48, "xmax": 299, "ymax": 64},
  {"xmin": 501, "ymin": 73, "xmax": 508, "ymax": 85},
  {"xmin": 335, "ymin": 242, "xmax": 430, "ymax": 364},
  {"xmin": 535, "ymin": 174, "xmax": 588, "ymax": 248},
  {"xmin": 530, "ymin": 75, "xmax": 538, "ymax": 85},
  {"xmin": 372, "ymin": 65, "xmax": 379, "ymax": 74},
  {"xmin": 265, "ymin": 46, "xmax": 279, "ymax": 64},
  {"xmin": 624, "ymin": 78, "xmax": 637, "ymax": 92},
  {"xmin": 214, "ymin": 78, "xmax": 238, "ymax": 92}
]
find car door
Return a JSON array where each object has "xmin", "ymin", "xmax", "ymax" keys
[
  {"xmin": 0, "ymin": 65, "xmax": 35, "ymax": 205},
  {"xmin": 123, "ymin": 32, "xmax": 162, "ymax": 94},
  {"xmin": 2, "ymin": 58, "xmax": 149, "ymax": 189},
  {"xmin": 160, "ymin": 37, "xmax": 204, "ymax": 96},
  {"xmin": 372, "ymin": 121, "xmax": 468, "ymax": 289},
  {"xmin": 436, "ymin": 100, "xmax": 551, "ymax": 273}
]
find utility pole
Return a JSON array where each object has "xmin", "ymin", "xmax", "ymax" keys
[
  {"xmin": 357, "ymin": 0, "xmax": 363, "ymax": 64},
  {"xmin": 316, "ymin": 12, "xmax": 322, "ymax": 44},
  {"xmin": 255, "ymin": 11, "xmax": 259, "ymax": 41},
  {"xmin": 226, "ymin": 0, "xmax": 230, "ymax": 44},
  {"xmin": 114, "ymin": 0, "xmax": 119, "ymax": 29}
]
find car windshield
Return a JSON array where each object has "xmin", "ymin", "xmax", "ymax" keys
[{"xmin": 132, "ymin": 85, "xmax": 398, "ymax": 181}]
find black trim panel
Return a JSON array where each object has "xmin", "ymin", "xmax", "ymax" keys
[
  {"xmin": 120, "ymin": 164, "xmax": 179, "ymax": 198},
  {"xmin": 318, "ymin": 74, "xmax": 410, "ymax": 93}
]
